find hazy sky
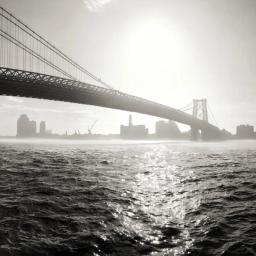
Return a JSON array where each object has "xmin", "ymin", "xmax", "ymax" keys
[{"xmin": 0, "ymin": 0, "xmax": 256, "ymax": 135}]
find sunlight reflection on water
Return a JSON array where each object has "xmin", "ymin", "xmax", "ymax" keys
[{"xmin": 0, "ymin": 139, "xmax": 256, "ymax": 255}]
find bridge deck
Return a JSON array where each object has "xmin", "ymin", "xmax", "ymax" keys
[{"xmin": 0, "ymin": 67, "xmax": 221, "ymax": 136}]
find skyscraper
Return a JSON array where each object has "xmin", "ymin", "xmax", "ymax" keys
[
  {"xmin": 17, "ymin": 114, "xmax": 37, "ymax": 137},
  {"xmin": 236, "ymin": 125, "xmax": 254, "ymax": 139},
  {"xmin": 30, "ymin": 121, "xmax": 37, "ymax": 135},
  {"xmin": 39, "ymin": 121, "xmax": 46, "ymax": 136}
]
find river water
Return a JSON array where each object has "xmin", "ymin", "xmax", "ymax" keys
[{"xmin": 0, "ymin": 139, "xmax": 255, "ymax": 256}]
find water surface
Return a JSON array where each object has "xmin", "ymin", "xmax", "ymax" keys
[{"xmin": 0, "ymin": 139, "xmax": 255, "ymax": 255}]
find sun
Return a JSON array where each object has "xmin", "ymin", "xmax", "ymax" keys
[
  {"xmin": 126, "ymin": 19, "xmax": 182, "ymax": 79},
  {"xmin": 123, "ymin": 18, "xmax": 205, "ymax": 108},
  {"xmin": 122, "ymin": 18, "xmax": 190, "ymax": 106}
]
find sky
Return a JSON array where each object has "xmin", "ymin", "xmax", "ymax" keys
[{"xmin": 0, "ymin": 0, "xmax": 256, "ymax": 135}]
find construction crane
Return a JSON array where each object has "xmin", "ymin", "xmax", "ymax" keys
[{"xmin": 88, "ymin": 120, "xmax": 97, "ymax": 135}]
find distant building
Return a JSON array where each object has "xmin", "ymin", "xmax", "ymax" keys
[
  {"xmin": 236, "ymin": 125, "xmax": 254, "ymax": 139},
  {"xmin": 120, "ymin": 115, "xmax": 148, "ymax": 139},
  {"xmin": 39, "ymin": 121, "xmax": 46, "ymax": 136},
  {"xmin": 17, "ymin": 114, "xmax": 37, "ymax": 137},
  {"xmin": 155, "ymin": 120, "xmax": 181, "ymax": 139},
  {"xmin": 30, "ymin": 120, "xmax": 37, "ymax": 135}
]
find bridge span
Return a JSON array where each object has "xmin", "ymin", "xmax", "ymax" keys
[
  {"xmin": 0, "ymin": 6, "xmax": 224, "ymax": 140},
  {"xmin": 0, "ymin": 67, "xmax": 222, "ymax": 140}
]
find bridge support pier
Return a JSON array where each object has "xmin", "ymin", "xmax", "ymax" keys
[{"xmin": 191, "ymin": 127, "xmax": 200, "ymax": 141}]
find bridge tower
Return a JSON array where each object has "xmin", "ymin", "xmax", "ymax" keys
[
  {"xmin": 191, "ymin": 99, "xmax": 208, "ymax": 140},
  {"xmin": 192, "ymin": 99, "xmax": 208, "ymax": 122}
]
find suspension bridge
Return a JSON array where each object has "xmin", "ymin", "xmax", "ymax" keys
[{"xmin": 0, "ymin": 6, "xmax": 225, "ymax": 140}]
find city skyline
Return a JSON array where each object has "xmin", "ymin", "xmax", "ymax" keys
[
  {"xmin": 1, "ymin": 0, "xmax": 256, "ymax": 135},
  {"xmin": 6, "ymin": 113, "xmax": 256, "ymax": 140}
]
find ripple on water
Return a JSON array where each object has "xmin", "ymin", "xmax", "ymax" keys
[{"xmin": 0, "ymin": 141, "xmax": 255, "ymax": 255}]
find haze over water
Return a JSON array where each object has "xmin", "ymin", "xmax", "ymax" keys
[{"xmin": 0, "ymin": 139, "xmax": 255, "ymax": 256}]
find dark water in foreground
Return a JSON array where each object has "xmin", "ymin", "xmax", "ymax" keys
[{"xmin": 0, "ymin": 139, "xmax": 256, "ymax": 256}]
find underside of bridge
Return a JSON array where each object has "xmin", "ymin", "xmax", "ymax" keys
[{"xmin": 0, "ymin": 68, "xmax": 223, "ymax": 141}]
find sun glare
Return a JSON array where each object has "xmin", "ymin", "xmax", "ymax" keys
[
  {"xmin": 123, "ymin": 19, "xmax": 191, "ymax": 105},
  {"xmin": 126, "ymin": 20, "xmax": 182, "ymax": 78}
]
